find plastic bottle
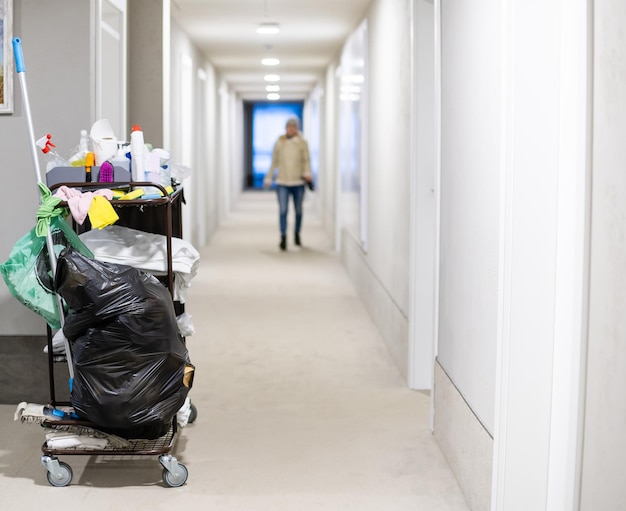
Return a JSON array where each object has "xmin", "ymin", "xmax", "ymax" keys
[
  {"xmin": 130, "ymin": 124, "xmax": 145, "ymax": 182},
  {"xmin": 36, "ymin": 134, "xmax": 69, "ymax": 172},
  {"xmin": 68, "ymin": 129, "xmax": 90, "ymax": 166},
  {"xmin": 84, "ymin": 152, "xmax": 95, "ymax": 182}
]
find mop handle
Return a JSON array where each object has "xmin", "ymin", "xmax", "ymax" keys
[
  {"xmin": 13, "ymin": 37, "xmax": 25, "ymax": 72},
  {"xmin": 12, "ymin": 38, "xmax": 45, "ymax": 188},
  {"xmin": 12, "ymin": 38, "xmax": 74, "ymax": 385}
]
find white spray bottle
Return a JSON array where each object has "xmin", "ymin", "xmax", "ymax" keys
[
  {"xmin": 36, "ymin": 134, "xmax": 69, "ymax": 172},
  {"xmin": 130, "ymin": 124, "xmax": 145, "ymax": 182}
]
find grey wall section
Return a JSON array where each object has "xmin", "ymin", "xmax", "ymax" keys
[
  {"xmin": 581, "ymin": 0, "xmax": 626, "ymax": 506},
  {"xmin": 128, "ymin": 0, "xmax": 165, "ymax": 147},
  {"xmin": 0, "ymin": 0, "xmax": 91, "ymax": 336}
]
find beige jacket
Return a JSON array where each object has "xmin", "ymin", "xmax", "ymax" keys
[{"xmin": 264, "ymin": 133, "xmax": 311, "ymax": 186}]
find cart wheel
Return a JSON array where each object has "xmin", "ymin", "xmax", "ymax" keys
[
  {"xmin": 162, "ymin": 463, "xmax": 188, "ymax": 487},
  {"xmin": 46, "ymin": 461, "xmax": 73, "ymax": 487},
  {"xmin": 188, "ymin": 402, "xmax": 198, "ymax": 424}
]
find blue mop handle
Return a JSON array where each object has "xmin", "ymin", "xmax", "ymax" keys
[
  {"xmin": 12, "ymin": 37, "xmax": 25, "ymax": 73},
  {"xmin": 12, "ymin": 37, "xmax": 75, "ymax": 391}
]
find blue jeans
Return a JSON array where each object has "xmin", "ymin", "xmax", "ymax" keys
[{"xmin": 277, "ymin": 184, "xmax": 305, "ymax": 236}]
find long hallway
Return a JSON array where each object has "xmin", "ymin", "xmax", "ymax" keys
[{"xmin": 0, "ymin": 191, "xmax": 468, "ymax": 510}]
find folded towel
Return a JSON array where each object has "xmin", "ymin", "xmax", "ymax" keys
[
  {"xmin": 79, "ymin": 225, "xmax": 200, "ymax": 303},
  {"xmin": 45, "ymin": 432, "xmax": 108, "ymax": 450}
]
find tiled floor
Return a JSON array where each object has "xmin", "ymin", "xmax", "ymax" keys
[{"xmin": 0, "ymin": 191, "xmax": 469, "ymax": 510}]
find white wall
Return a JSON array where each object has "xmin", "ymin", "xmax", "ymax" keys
[
  {"xmin": 366, "ymin": 0, "xmax": 411, "ymax": 313},
  {"xmin": 337, "ymin": 21, "xmax": 368, "ymax": 247},
  {"xmin": 437, "ymin": 0, "xmax": 502, "ymax": 433},
  {"xmin": 203, "ymin": 65, "xmax": 219, "ymax": 239},
  {"xmin": 322, "ymin": 63, "xmax": 338, "ymax": 244},
  {"xmin": 0, "ymin": 0, "xmax": 92, "ymax": 335},
  {"xmin": 580, "ymin": 0, "xmax": 626, "ymax": 506},
  {"xmin": 217, "ymin": 80, "xmax": 235, "ymax": 221},
  {"xmin": 436, "ymin": 1, "xmax": 591, "ymax": 510},
  {"xmin": 339, "ymin": 0, "xmax": 413, "ymax": 380},
  {"xmin": 169, "ymin": 19, "xmax": 219, "ymax": 246},
  {"xmin": 408, "ymin": 0, "xmax": 436, "ymax": 390}
]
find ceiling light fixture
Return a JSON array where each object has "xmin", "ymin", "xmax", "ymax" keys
[
  {"xmin": 267, "ymin": 93, "xmax": 280, "ymax": 101},
  {"xmin": 264, "ymin": 74, "xmax": 280, "ymax": 82},
  {"xmin": 261, "ymin": 57, "xmax": 280, "ymax": 66},
  {"xmin": 266, "ymin": 85, "xmax": 280, "ymax": 92},
  {"xmin": 257, "ymin": 22, "xmax": 280, "ymax": 34}
]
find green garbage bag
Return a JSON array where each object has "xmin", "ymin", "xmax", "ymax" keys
[{"xmin": 0, "ymin": 216, "xmax": 93, "ymax": 328}]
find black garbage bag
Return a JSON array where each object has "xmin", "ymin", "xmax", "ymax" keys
[{"xmin": 55, "ymin": 247, "xmax": 194, "ymax": 439}]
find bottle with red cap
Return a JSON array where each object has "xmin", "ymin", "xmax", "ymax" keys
[
  {"xmin": 36, "ymin": 133, "xmax": 69, "ymax": 172},
  {"xmin": 130, "ymin": 124, "xmax": 145, "ymax": 182}
]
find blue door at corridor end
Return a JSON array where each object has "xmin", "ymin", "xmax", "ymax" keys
[{"xmin": 250, "ymin": 102, "xmax": 304, "ymax": 189}]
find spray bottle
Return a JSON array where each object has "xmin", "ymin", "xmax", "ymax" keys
[
  {"xmin": 68, "ymin": 129, "xmax": 90, "ymax": 166},
  {"xmin": 36, "ymin": 134, "xmax": 69, "ymax": 172},
  {"xmin": 130, "ymin": 124, "xmax": 145, "ymax": 182}
]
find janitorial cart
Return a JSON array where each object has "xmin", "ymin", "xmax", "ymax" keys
[{"xmin": 4, "ymin": 38, "xmax": 196, "ymax": 488}]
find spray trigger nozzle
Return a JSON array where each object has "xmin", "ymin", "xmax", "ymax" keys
[{"xmin": 36, "ymin": 133, "xmax": 56, "ymax": 154}]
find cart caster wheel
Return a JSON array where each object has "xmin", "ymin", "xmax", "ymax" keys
[
  {"xmin": 46, "ymin": 461, "xmax": 73, "ymax": 487},
  {"xmin": 188, "ymin": 402, "xmax": 198, "ymax": 424},
  {"xmin": 162, "ymin": 463, "xmax": 188, "ymax": 487}
]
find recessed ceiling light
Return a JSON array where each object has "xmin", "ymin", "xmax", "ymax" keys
[
  {"xmin": 264, "ymin": 74, "xmax": 280, "ymax": 82},
  {"xmin": 261, "ymin": 58, "xmax": 280, "ymax": 66},
  {"xmin": 257, "ymin": 22, "xmax": 280, "ymax": 34},
  {"xmin": 266, "ymin": 85, "xmax": 280, "ymax": 92},
  {"xmin": 267, "ymin": 93, "xmax": 280, "ymax": 101}
]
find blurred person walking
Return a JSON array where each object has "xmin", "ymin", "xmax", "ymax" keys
[{"xmin": 264, "ymin": 117, "xmax": 313, "ymax": 251}]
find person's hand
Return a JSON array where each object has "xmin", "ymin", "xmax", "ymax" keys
[{"xmin": 263, "ymin": 179, "xmax": 271, "ymax": 189}]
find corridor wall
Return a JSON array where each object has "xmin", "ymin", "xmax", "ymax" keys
[
  {"xmin": 321, "ymin": 64, "xmax": 338, "ymax": 245},
  {"xmin": 0, "ymin": 0, "xmax": 92, "ymax": 336},
  {"xmin": 436, "ymin": 1, "xmax": 590, "ymax": 509},
  {"xmin": 338, "ymin": 0, "xmax": 413, "ymax": 381},
  {"xmin": 170, "ymin": 19, "xmax": 219, "ymax": 248},
  {"xmin": 581, "ymin": 0, "xmax": 626, "ymax": 506}
]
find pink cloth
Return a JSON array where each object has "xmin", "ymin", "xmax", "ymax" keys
[{"xmin": 54, "ymin": 186, "xmax": 114, "ymax": 225}]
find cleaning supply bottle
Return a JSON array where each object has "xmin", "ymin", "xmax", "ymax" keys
[
  {"xmin": 68, "ymin": 129, "xmax": 90, "ymax": 166},
  {"xmin": 130, "ymin": 124, "xmax": 145, "ymax": 182},
  {"xmin": 84, "ymin": 152, "xmax": 95, "ymax": 182},
  {"xmin": 36, "ymin": 134, "xmax": 69, "ymax": 172}
]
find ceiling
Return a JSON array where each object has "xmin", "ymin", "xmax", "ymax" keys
[{"xmin": 171, "ymin": 0, "xmax": 372, "ymax": 101}]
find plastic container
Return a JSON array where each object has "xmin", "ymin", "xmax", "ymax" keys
[
  {"xmin": 130, "ymin": 125, "xmax": 145, "ymax": 182},
  {"xmin": 68, "ymin": 130, "xmax": 90, "ymax": 167}
]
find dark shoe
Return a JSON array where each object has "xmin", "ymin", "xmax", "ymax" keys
[
  {"xmin": 295, "ymin": 233, "xmax": 301, "ymax": 246},
  {"xmin": 279, "ymin": 236, "xmax": 286, "ymax": 251}
]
